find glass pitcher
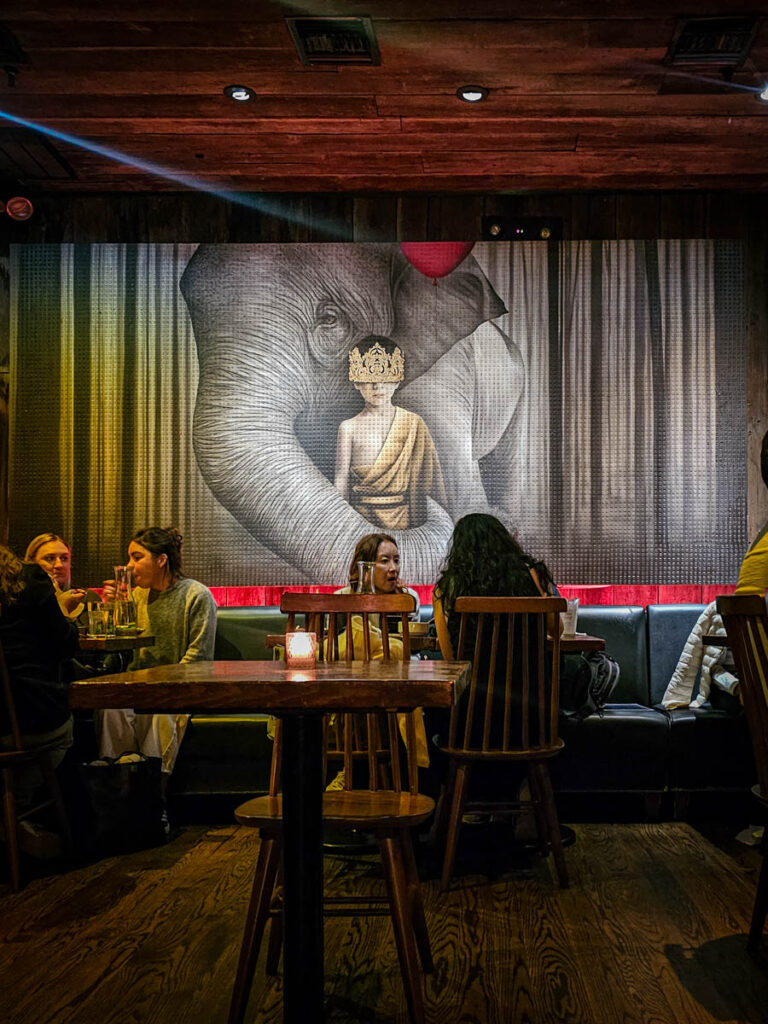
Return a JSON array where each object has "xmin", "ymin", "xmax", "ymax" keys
[
  {"xmin": 356, "ymin": 561, "xmax": 377, "ymax": 594},
  {"xmin": 113, "ymin": 565, "xmax": 137, "ymax": 634}
]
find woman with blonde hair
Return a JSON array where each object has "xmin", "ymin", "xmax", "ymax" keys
[{"xmin": 25, "ymin": 533, "xmax": 86, "ymax": 619}]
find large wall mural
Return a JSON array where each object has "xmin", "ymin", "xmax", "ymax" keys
[{"xmin": 9, "ymin": 241, "xmax": 746, "ymax": 587}]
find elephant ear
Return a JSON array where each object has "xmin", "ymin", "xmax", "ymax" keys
[{"xmin": 390, "ymin": 250, "xmax": 507, "ymax": 346}]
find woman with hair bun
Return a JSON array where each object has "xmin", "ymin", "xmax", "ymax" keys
[{"xmin": 97, "ymin": 526, "xmax": 217, "ymax": 786}]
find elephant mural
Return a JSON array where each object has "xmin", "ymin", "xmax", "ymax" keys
[{"xmin": 180, "ymin": 243, "xmax": 525, "ymax": 583}]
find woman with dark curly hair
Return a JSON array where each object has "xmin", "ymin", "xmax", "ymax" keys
[
  {"xmin": 0, "ymin": 542, "xmax": 79, "ymax": 852},
  {"xmin": 429, "ymin": 514, "xmax": 560, "ymax": 762},
  {"xmin": 433, "ymin": 512, "xmax": 559, "ymax": 659}
]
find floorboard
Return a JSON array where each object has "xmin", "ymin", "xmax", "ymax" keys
[{"xmin": 0, "ymin": 823, "xmax": 766, "ymax": 1023}]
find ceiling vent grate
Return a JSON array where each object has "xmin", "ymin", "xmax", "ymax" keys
[
  {"xmin": 665, "ymin": 16, "xmax": 758, "ymax": 68},
  {"xmin": 286, "ymin": 17, "xmax": 380, "ymax": 66}
]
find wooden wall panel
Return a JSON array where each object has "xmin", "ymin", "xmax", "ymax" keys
[
  {"xmin": 353, "ymin": 197, "xmax": 398, "ymax": 242},
  {"xmin": 707, "ymin": 193, "xmax": 752, "ymax": 240},
  {"xmin": 432, "ymin": 196, "xmax": 485, "ymax": 241},
  {"xmin": 616, "ymin": 193, "xmax": 660, "ymax": 239},
  {"xmin": 660, "ymin": 193, "xmax": 707, "ymax": 238},
  {"xmin": 396, "ymin": 197, "xmax": 429, "ymax": 242}
]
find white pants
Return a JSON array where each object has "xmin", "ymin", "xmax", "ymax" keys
[{"xmin": 96, "ymin": 709, "xmax": 189, "ymax": 774}]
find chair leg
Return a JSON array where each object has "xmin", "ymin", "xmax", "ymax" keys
[
  {"xmin": 38, "ymin": 751, "xmax": 73, "ymax": 859},
  {"xmin": 399, "ymin": 831, "xmax": 433, "ymax": 973},
  {"xmin": 228, "ymin": 834, "xmax": 282, "ymax": 1024},
  {"xmin": 440, "ymin": 762, "xmax": 471, "ymax": 892},
  {"xmin": 379, "ymin": 835, "xmax": 426, "ymax": 1024},
  {"xmin": 529, "ymin": 761, "xmax": 569, "ymax": 889},
  {"xmin": 526, "ymin": 769, "xmax": 549, "ymax": 856},
  {"xmin": 265, "ymin": 875, "xmax": 284, "ymax": 975},
  {"xmin": 2, "ymin": 768, "xmax": 21, "ymax": 892},
  {"xmin": 748, "ymin": 842, "xmax": 768, "ymax": 956}
]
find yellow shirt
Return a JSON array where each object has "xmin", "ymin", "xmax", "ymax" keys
[
  {"xmin": 335, "ymin": 618, "xmax": 429, "ymax": 768},
  {"xmin": 735, "ymin": 520, "xmax": 768, "ymax": 595}
]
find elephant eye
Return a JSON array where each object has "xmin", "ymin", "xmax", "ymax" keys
[{"xmin": 315, "ymin": 304, "xmax": 348, "ymax": 331}]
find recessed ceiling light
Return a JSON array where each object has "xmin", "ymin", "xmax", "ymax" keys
[
  {"xmin": 224, "ymin": 84, "xmax": 254, "ymax": 102},
  {"xmin": 457, "ymin": 85, "xmax": 489, "ymax": 103}
]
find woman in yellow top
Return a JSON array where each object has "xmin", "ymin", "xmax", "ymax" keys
[
  {"xmin": 735, "ymin": 429, "xmax": 768, "ymax": 595},
  {"xmin": 334, "ymin": 532, "xmax": 429, "ymax": 770}
]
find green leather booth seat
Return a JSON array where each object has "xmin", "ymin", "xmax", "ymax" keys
[
  {"xmin": 552, "ymin": 606, "xmax": 671, "ymax": 797},
  {"xmin": 170, "ymin": 607, "xmax": 287, "ymax": 802},
  {"xmin": 646, "ymin": 603, "xmax": 755, "ymax": 797}
]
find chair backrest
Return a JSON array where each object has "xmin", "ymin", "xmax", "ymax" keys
[
  {"xmin": 447, "ymin": 596, "xmax": 566, "ymax": 756},
  {"xmin": 0, "ymin": 635, "xmax": 23, "ymax": 753},
  {"xmin": 716, "ymin": 594, "xmax": 768, "ymax": 797},
  {"xmin": 280, "ymin": 591, "xmax": 415, "ymax": 661},
  {"xmin": 274, "ymin": 591, "xmax": 419, "ymax": 796}
]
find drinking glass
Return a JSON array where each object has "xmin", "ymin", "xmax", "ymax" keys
[
  {"xmin": 561, "ymin": 598, "xmax": 579, "ymax": 636},
  {"xmin": 114, "ymin": 565, "xmax": 133, "ymax": 601},
  {"xmin": 112, "ymin": 565, "xmax": 136, "ymax": 634},
  {"xmin": 356, "ymin": 561, "xmax": 377, "ymax": 594},
  {"xmin": 102, "ymin": 601, "xmax": 116, "ymax": 637},
  {"xmin": 114, "ymin": 598, "xmax": 138, "ymax": 635},
  {"xmin": 87, "ymin": 601, "xmax": 105, "ymax": 637}
]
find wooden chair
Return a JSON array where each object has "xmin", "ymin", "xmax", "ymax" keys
[
  {"xmin": 432, "ymin": 595, "xmax": 568, "ymax": 891},
  {"xmin": 0, "ymin": 640, "xmax": 73, "ymax": 891},
  {"xmin": 715, "ymin": 594, "xmax": 768, "ymax": 955},
  {"xmin": 229, "ymin": 592, "xmax": 435, "ymax": 1024}
]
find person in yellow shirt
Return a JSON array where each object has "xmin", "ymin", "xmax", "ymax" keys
[
  {"xmin": 332, "ymin": 532, "xmax": 429, "ymax": 775},
  {"xmin": 736, "ymin": 429, "xmax": 768, "ymax": 595}
]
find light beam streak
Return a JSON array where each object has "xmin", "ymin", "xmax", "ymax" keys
[{"xmin": 0, "ymin": 108, "xmax": 340, "ymax": 234}]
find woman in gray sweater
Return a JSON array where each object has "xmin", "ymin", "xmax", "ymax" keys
[{"xmin": 96, "ymin": 526, "xmax": 217, "ymax": 778}]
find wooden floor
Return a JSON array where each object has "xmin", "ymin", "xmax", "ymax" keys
[{"xmin": 0, "ymin": 823, "xmax": 766, "ymax": 1023}]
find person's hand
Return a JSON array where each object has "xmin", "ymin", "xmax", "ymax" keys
[
  {"xmin": 102, "ymin": 579, "xmax": 117, "ymax": 601},
  {"xmin": 60, "ymin": 589, "xmax": 86, "ymax": 614}
]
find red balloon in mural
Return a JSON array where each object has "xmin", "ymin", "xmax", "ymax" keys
[{"xmin": 399, "ymin": 242, "xmax": 475, "ymax": 280}]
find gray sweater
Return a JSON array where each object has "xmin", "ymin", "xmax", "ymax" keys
[{"xmin": 129, "ymin": 577, "xmax": 217, "ymax": 670}]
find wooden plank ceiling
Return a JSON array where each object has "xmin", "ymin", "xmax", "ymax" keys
[{"xmin": 0, "ymin": 1, "xmax": 767, "ymax": 193}]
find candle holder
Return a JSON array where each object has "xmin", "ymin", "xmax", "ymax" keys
[{"xmin": 285, "ymin": 630, "xmax": 317, "ymax": 669}]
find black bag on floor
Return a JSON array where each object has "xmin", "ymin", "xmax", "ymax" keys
[
  {"xmin": 560, "ymin": 651, "xmax": 621, "ymax": 721},
  {"xmin": 79, "ymin": 753, "xmax": 166, "ymax": 853}
]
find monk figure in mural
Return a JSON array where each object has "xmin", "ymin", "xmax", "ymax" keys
[{"xmin": 334, "ymin": 336, "xmax": 447, "ymax": 531}]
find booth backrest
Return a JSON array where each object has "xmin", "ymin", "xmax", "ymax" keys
[
  {"xmin": 646, "ymin": 603, "xmax": 707, "ymax": 705},
  {"xmin": 577, "ymin": 606, "xmax": 649, "ymax": 705},
  {"xmin": 214, "ymin": 606, "xmax": 287, "ymax": 662},
  {"xmin": 212, "ymin": 602, "xmax": 712, "ymax": 711}
]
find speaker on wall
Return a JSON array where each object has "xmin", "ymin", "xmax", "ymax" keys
[{"xmin": 482, "ymin": 215, "xmax": 563, "ymax": 241}]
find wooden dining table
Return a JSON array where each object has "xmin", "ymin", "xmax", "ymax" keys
[
  {"xmin": 69, "ymin": 658, "xmax": 471, "ymax": 1024},
  {"xmin": 78, "ymin": 633, "xmax": 155, "ymax": 653}
]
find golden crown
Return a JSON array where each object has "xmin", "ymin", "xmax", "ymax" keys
[{"xmin": 348, "ymin": 342, "xmax": 404, "ymax": 383}]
